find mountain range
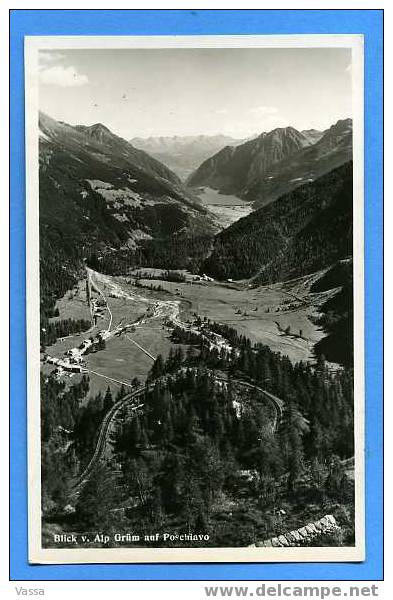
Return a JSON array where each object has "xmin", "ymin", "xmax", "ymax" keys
[
  {"xmin": 38, "ymin": 112, "xmax": 216, "ymax": 309},
  {"xmin": 39, "ymin": 112, "xmax": 353, "ymax": 300},
  {"xmin": 39, "ymin": 111, "xmax": 215, "ymax": 245},
  {"xmin": 187, "ymin": 119, "xmax": 352, "ymax": 208},
  {"xmin": 130, "ymin": 134, "xmax": 243, "ymax": 180}
]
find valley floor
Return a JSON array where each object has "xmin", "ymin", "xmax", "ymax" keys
[
  {"xmin": 40, "ymin": 266, "xmax": 354, "ymax": 550},
  {"xmin": 42, "ymin": 266, "xmax": 338, "ymax": 399},
  {"xmin": 194, "ymin": 186, "xmax": 253, "ymax": 228}
]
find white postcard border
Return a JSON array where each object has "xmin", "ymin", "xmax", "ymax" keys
[{"xmin": 25, "ymin": 33, "xmax": 364, "ymax": 564}]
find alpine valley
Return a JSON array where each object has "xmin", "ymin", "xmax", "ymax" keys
[{"xmin": 38, "ymin": 112, "xmax": 356, "ymax": 551}]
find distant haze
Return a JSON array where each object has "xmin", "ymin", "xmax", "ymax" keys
[
  {"xmin": 39, "ymin": 47, "xmax": 352, "ymax": 139},
  {"xmin": 130, "ymin": 134, "xmax": 244, "ymax": 179}
]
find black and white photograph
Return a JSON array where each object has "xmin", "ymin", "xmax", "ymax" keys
[{"xmin": 25, "ymin": 35, "xmax": 364, "ymax": 563}]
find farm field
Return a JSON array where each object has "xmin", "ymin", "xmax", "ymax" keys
[
  {"xmin": 84, "ymin": 327, "xmax": 188, "ymax": 399},
  {"xmin": 49, "ymin": 279, "xmax": 91, "ymax": 322},
  {"xmin": 43, "ymin": 269, "xmax": 184, "ymax": 397},
  {"xmin": 42, "ymin": 266, "xmax": 337, "ymax": 398},
  {"xmin": 133, "ymin": 270, "xmax": 335, "ymax": 363}
]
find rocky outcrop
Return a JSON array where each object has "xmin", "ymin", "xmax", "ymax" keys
[{"xmin": 249, "ymin": 514, "xmax": 340, "ymax": 548}]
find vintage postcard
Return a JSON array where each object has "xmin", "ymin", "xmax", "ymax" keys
[{"xmin": 25, "ymin": 34, "xmax": 364, "ymax": 563}]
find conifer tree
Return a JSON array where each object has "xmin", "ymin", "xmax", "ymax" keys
[
  {"xmin": 104, "ymin": 386, "xmax": 114, "ymax": 412},
  {"xmin": 150, "ymin": 354, "xmax": 165, "ymax": 380},
  {"xmin": 76, "ymin": 465, "xmax": 119, "ymax": 529},
  {"xmin": 280, "ymin": 399, "xmax": 309, "ymax": 492}
]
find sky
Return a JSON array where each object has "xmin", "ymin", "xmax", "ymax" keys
[{"xmin": 39, "ymin": 48, "xmax": 352, "ymax": 139}]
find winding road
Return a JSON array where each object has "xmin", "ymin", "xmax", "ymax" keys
[{"xmin": 87, "ymin": 268, "xmax": 113, "ymax": 332}]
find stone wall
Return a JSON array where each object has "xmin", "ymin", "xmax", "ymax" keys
[{"xmin": 249, "ymin": 514, "xmax": 340, "ymax": 548}]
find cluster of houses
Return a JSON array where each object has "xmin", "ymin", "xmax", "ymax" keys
[
  {"xmin": 44, "ymin": 327, "xmax": 109, "ymax": 376},
  {"xmin": 91, "ymin": 298, "xmax": 105, "ymax": 325},
  {"xmin": 44, "ymin": 355, "xmax": 83, "ymax": 374}
]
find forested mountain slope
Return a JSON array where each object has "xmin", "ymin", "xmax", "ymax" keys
[
  {"xmin": 39, "ymin": 113, "xmax": 215, "ymax": 316},
  {"xmin": 311, "ymin": 259, "xmax": 354, "ymax": 366},
  {"xmin": 203, "ymin": 161, "xmax": 353, "ymax": 284}
]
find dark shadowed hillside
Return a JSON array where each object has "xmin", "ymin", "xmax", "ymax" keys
[
  {"xmin": 312, "ymin": 259, "xmax": 354, "ymax": 366},
  {"xmin": 39, "ymin": 113, "xmax": 216, "ymax": 319},
  {"xmin": 203, "ymin": 162, "xmax": 353, "ymax": 284}
]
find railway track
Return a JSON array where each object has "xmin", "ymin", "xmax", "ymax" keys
[
  {"xmin": 71, "ymin": 386, "xmax": 149, "ymax": 494},
  {"xmin": 70, "ymin": 372, "xmax": 285, "ymax": 497}
]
